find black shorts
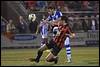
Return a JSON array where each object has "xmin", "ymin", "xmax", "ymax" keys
[{"xmin": 46, "ymin": 39, "xmax": 61, "ymax": 56}]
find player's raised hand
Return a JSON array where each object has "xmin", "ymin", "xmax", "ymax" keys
[
  {"xmin": 70, "ymin": 33, "xmax": 75, "ymax": 38},
  {"xmin": 72, "ymin": 33, "xmax": 75, "ymax": 37}
]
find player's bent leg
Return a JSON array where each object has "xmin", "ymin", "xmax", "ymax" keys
[
  {"xmin": 30, "ymin": 44, "xmax": 48, "ymax": 63},
  {"xmin": 45, "ymin": 42, "xmax": 61, "ymax": 64},
  {"xmin": 44, "ymin": 38, "xmax": 50, "ymax": 52},
  {"xmin": 46, "ymin": 52, "xmax": 58, "ymax": 64},
  {"xmin": 46, "ymin": 52, "xmax": 54, "ymax": 61},
  {"xmin": 39, "ymin": 43, "xmax": 48, "ymax": 51}
]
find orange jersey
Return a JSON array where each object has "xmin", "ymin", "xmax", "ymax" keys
[{"xmin": 53, "ymin": 25, "xmax": 72, "ymax": 48}]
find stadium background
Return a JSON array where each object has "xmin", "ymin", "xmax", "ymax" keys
[{"xmin": 1, "ymin": 1, "xmax": 99, "ymax": 66}]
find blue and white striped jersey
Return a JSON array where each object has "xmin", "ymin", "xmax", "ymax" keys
[
  {"xmin": 47, "ymin": 10, "xmax": 62, "ymax": 21},
  {"xmin": 39, "ymin": 21, "xmax": 48, "ymax": 38}
]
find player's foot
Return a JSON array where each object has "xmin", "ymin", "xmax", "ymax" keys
[
  {"xmin": 67, "ymin": 58, "xmax": 72, "ymax": 63},
  {"xmin": 54, "ymin": 57, "xmax": 58, "ymax": 64},
  {"xmin": 29, "ymin": 58, "xmax": 39, "ymax": 63}
]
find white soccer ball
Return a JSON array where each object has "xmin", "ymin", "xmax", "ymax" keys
[{"xmin": 28, "ymin": 14, "xmax": 36, "ymax": 22}]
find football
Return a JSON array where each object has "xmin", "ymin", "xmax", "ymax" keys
[{"xmin": 28, "ymin": 14, "xmax": 36, "ymax": 22}]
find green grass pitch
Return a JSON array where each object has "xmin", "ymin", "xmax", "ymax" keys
[{"xmin": 1, "ymin": 47, "xmax": 99, "ymax": 66}]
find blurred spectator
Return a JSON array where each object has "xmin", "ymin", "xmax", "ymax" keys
[
  {"xmin": 16, "ymin": 16, "xmax": 28, "ymax": 33},
  {"xmin": 48, "ymin": 1, "xmax": 56, "ymax": 8},
  {"xmin": 68, "ymin": 16, "xmax": 74, "ymax": 29},
  {"xmin": 93, "ymin": 1, "xmax": 99, "ymax": 11},
  {"xmin": 81, "ymin": 1, "xmax": 89, "ymax": 10},
  {"xmin": 96, "ymin": 15, "xmax": 99, "ymax": 30},
  {"xmin": 90, "ymin": 15, "xmax": 98, "ymax": 31},
  {"xmin": 81, "ymin": 16, "xmax": 89, "ymax": 32},
  {"xmin": 89, "ymin": 1, "xmax": 99, "ymax": 11},
  {"xmin": 1, "ymin": 16, "xmax": 6, "ymax": 34},
  {"xmin": 66, "ymin": 1, "xmax": 81, "ymax": 11},
  {"xmin": 63, "ymin": 4, "xmax": 69, "ymax": 12},
  {"xmin": 28, "ymin": 14, "xmax": 38, "ymax": 33},
  {"xmin": 82, "ymin": 1, "xmax": 89, "ymax": 7},
  {"xmin": 29, "ymin": 20, "xmax": 38, "ymax": 33},
  {"xmin": 81, "ymin": 1, "xmax": 93, "ymax": 11},
  {"xmin": 73, "ymin": 1, "xmax": 82, "ymax": 11},
  {"xmin": 56, "ymin": 1, "xmax": 65, "ymax": 11},
  {"xmin": 56, "ymin": 1, "xmax": 64, "ymax": 7},
  {"xmin": 25, "ymin": 1, "xmax": 37, "ymax": 11},
  {"xmin": 6, "ymin": 19, "xmax": 16, "ymax": 42},
  {"xmin": 36, "ymin": 1, "xmax": 47, "ymax": 11},
  {"xmin": 72, "ymin": 15, "xmax": 82, "ymax": 31}
]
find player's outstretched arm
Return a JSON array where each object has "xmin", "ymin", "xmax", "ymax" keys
[{"xmin": 35, "ymin": 25, "xmax": 39, "ymax": 35}]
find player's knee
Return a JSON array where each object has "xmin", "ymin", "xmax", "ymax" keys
[
  {"xmin": 38, "ymin": 47, "xmax": 44, "ymax": 52},
  {"xmin": 38, "ymin": 49, "xmax": 43, "ymax": 53},
  {"xmin": 46, "ymin": 58, "xmax": 50, "ymax": 62}
]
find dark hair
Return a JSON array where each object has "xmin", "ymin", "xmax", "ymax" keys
[
  {"xmin": 61, "ymin": 16, "xmax": 68, "ymax": 23},
  {"xmin": 48, "ymin": 6, "xmax": 55, "ymax": 10}
]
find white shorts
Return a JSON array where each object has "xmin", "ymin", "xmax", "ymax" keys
[{"xmin": 42, "ymin": 35, "xmax": 48, "ymax": 38}]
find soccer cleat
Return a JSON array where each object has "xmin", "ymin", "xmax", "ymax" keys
[
  {"xmin": 54, "ymin": 57, "xmax": 58, "ymax": 64},
  {"xmin": 67, "ymin": 58, "xmax": 72, "ymax": 63},
  {"xmin": 29, "ymin": 58, "xmax": 39, "ymax": 63}
]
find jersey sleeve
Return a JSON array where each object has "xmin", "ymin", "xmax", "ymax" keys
[
  {"xmin": 47, "ymin": 15, "xmax": 52, "ymax": 21},
  {"xmin": 54, "ymin": 11, "xmax": 63, "ymax": 20},
  {"xmin": 68, "ymin": 26, "xmax": 74, "ymax": 34},
  {"xmin": 59, "ymin": 11, "xmax": 63, "ymax": 17}
]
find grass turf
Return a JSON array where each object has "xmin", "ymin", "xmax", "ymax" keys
[{"xmin": 1, "ymin": 47, "xmax": 99, "ymax": 66}]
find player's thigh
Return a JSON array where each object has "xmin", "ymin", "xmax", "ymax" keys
[
  {"xmin": 39, "ymin": 44, "xmax": 48, "ymax": 51},
  {"xmin": 51, "ymin": 44, "xmax": 61, "ymax": 56},
  {"xmin": 46, "ymin": 52, "xmax": 55, "ymax": 60},
  {"xmin": 42, "ymin": 38, "xmax": 48, "ymax": 44}
]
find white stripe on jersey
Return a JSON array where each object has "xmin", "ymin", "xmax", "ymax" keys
[
  {"xmin": 47, "ymin": 10, "xmax": 62, "ymax": 21},
  {"xmin": 40, "ymin": 21, "xmax": 48, "ymax": 38}
]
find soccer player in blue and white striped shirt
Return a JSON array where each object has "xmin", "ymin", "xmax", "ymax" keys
[
  {"xmin": 46, "ymin": 7, "xmax": 62, "ymax": 36},
  {"xmin": 36, "ymin": 15, "xmax": 49, "ymax": 47}
]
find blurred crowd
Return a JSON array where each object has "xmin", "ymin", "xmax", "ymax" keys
[
  {"xmin": 21, "ymin": 1, "xmax": 99, "ymax": 12},
  {"xmin": 1, "ymin": 1, "xmax": 99, "ymax": 35},
  {"xmin": 68, "ymin": 14, "xmax": 99, "ymax": 32},
  {"xmin": 1, "ymin": 16, "xmax": 28, "ymax": 34},
  {"xmin": 1, "ymin": 14, "xmax": 99, "ymax": 35}
]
